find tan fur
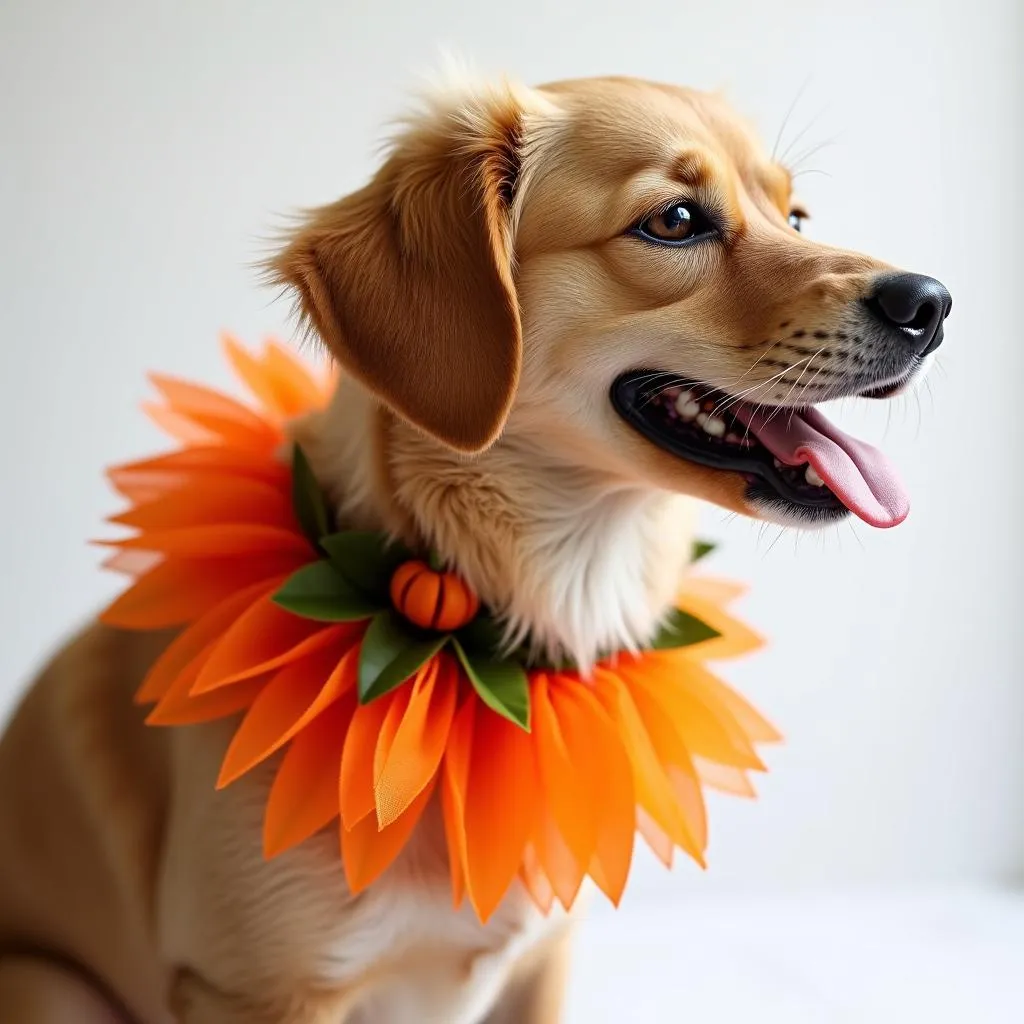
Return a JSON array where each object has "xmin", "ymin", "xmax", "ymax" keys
[{"xmin": 0, "ymin": 74, "xmax": 927, "ymax": 1022}]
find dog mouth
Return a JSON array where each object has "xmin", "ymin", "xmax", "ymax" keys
[{"xmin": 611, "ymin": 371, "xmax": 910, "ymax": 528}]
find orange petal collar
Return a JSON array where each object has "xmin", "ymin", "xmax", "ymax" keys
[{"xmin": 98, "ymin": 335, "xmax": 780, "ymax": 922}]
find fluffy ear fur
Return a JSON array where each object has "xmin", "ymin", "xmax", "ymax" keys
[{"xmin": 271, "ymin": 83, "xmax": 538, "ymax": 453}]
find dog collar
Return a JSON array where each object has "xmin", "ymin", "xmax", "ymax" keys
[{"xmin": 98, "ymin": 336, "xmax": 779, "ymax": 922}]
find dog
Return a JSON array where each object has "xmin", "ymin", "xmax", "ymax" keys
[{"xmin": 0, "ymin": 74, "xmax": 951, "ymax": 1023}]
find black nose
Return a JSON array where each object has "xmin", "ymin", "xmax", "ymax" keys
[{"xmin": 865, "ymin": 273, "xmax": 952, "ymax": 356}]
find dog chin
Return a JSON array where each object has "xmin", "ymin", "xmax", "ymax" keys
[{"xmin": 744, "ymin": 491, "xmax": 852, "ymax": 530}]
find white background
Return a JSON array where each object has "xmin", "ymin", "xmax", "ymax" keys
[{"xmin": 2, "ymin": 1, "xmax": 1022, "ymax": 1017}]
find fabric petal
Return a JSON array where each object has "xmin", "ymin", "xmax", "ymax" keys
[
  {"xmin": 102, "ymin": 523, "xmax": 311, "ymax": 559},
  {"xmin": 620, "ymin": 655, "xmax": 765, "ymax": 770},
  {"xmin": 463, "ymin": 707, "xmax": 539, "ymax": 922},
  {"xmin": 593, "ymin": 669, "xmax": 704, "ymax": 865},
  {"xmin": 532, "ymin": 676, "xmax": 597, "ymax": 881},
  {"xmin": 342, "ymin": 777, "xmax": 436, "ymax": 894},
  {"xmin": 110, "ymin": 476, "xmax": 293, "ymax": 531},
  {"xmin": 263, "ymin": 696, "xmax": 357, "ymax": 858},
  {"xmin": 339, "ymin": 694, "xmax": 394, "ymax": 829},
  {"xmin": 549, "ymin": 680, "xmax": 635, "ymax": 906},
  {"xmin": 673, "ymin": 594, "xmax": 764, "ymax": 661},
  {"xmin": 136, "ymin": 580, "xmax": 278, "ymax": 704},
  {"xmin": 148, "ymin": 373, "xmax": 280, "ymax": 448},
  {"xmin": 101, "ymin": 558, "xmax": 289, "ymax": 630},
  {"xmin": 374, "ymin": 655, "xmax": 457, "ymax": 828},
  {"xmin": 262, "ymin": 341, "xmax": 331, "ymax": 417},
  {"xmin": 146, "ymin": 647, "xmax": 264, "ymax": 726},
  {"xmin": 440, "ymin": 697, "xmax": 475, "ymax": 908},
  {"xmin": 217, "ymin": 637, "xmax": 356, "ymax": 788},
  {"xmin": 622, "ymin": 674, "xmax": 708, "ymax": 858},
  {"xmin": 191, "ymin": 595, "xmax": 356, "ymax": 693}
]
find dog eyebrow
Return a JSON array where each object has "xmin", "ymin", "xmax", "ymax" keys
[
  {"xmin": 669, "ymin": 150, "xmax": 713, "ymax": 190},
  {"xmin": 760, "ymin": 164, "xmax": 793, "ymax": 211}
]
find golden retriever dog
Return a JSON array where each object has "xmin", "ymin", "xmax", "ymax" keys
[{"xmin": 0, "ymin": 74, "xmax": 950, "ymax": 1023}]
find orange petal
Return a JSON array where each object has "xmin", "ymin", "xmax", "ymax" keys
[
  {"xmin": 684, "ymin": 665, "xmax": 783, "ymax": 745},
  {"xmin": 520, "ymin": 845, "xmax": 555, "ymax": 916},
  {"xmin": 532, "ymin": 676, "xmax": 598, "ymax": 879},
  {"xmin": 440, "ymin": 697, "xmax": 476, "ymax": 908},
  {"xmin": 339, "ymin": 694, "xmax": 394, "ymax": 828},
  {"xmin": 222, "ymin": 334, "xmax": 287, "ymax": 421},
  {"xmin": 147, "ymin": 373, "xmax": 280, "ymax": 448},
  {"xmin": 262, "ymin": 340, "xmax": 331, "ymax": 417},
  {"xmin": 111, "ymin": 446, "xmax": 290, "ymax": 489},
  {"xmin": 621, "ymin": 655, "xmax": 765, "ymax": 770},
  {"xmin": 463, "ymin": 707, "xmax": 539, "ymax": 922},
  {"xmin": 342, "ymin": 776, "xmax": 436, "ymax": 894},
  {"xmin": 693, "ymin": 758, "xmax": 756, "ymax": 798},
  {"xmin": 549, "ymin": 680, "xmax": 635, "ymax": 906},
  {"xmin": 146, "ymin": 648, "xmax": 263, "ymax": 726},
  {"xmin": 674, "ymin": 594, "xmax": 764, "ymax": 661},
  {"xmin": 263, "ymin": 695, "xmax": 356, "ymax": 858},
  {"xmin": 374, "ymin": 655, "xmax": 457, "ymax": 828},
  {"xmin": 681, "ymin": 576, "xmax": 747, "ymax": 606},
  {"xmin": 636, "ymin": 808, "xmax": 674, "ymax": 868},
  {"xmin": 102, "ymin": 523, "xmax": 311, "ymax": 559},
  {"xmin": 191, "ymin": 594, "xmax": 354, "ymax": 693},
  {"xmin": 136, "ymin": 579, "xmax": 279, "ymax": 704},
  {"xmin": 101, "ymin": 549, "xmax": 163, "ymax": 576},
  {"xmin": 593, "ymin": 669, "xmax": 704, "ymax": 865},
  {"xmin": 101, "ymin": 557, "xmax": 292, "ymax": 630},
  {"xmin": 107, "ymin": 466, "xmax": 198, "ymax": 503},
  {"xmin": 110, "ymin": 476, "xmax": 293, "ymax": 531},
  {"xmin": 143, "ymin": 402, "xmax": 219, "ymax": 444},
  {"xmin": 621, "ymin": 672, "xmax": 708, "ymax": 857},
  {"xmin": 533, "ymin": 798, "xmax": 586, "ymax": 912},
  {"xmin": 216, "ymin": 637, "xmax": 356, "ymax": 788}
]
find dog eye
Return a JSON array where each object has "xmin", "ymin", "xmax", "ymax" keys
[
  {"xmin": 788, "ymin": 210, "xmax": 806, "ymax": 232},
  {"xmin": 636, "ymin": 202, "xmax": 716, "ymax": 245}
]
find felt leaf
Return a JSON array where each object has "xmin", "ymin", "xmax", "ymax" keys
[
  {"xmin": 291, "ymin": 444, "xmax": 331, "ymax": 545},
  {"xmin": 272, "ymin": 561, "xmax": 382, "ymax": 622},
  {"xmin": 319, "ymin": 531, "xmax": 410, "ymax": 599},
  {"xmin": 691, "ymin": 539, "xmax": 717, "ymax": 563},
  {"xmin": 358, "ymin": 611, "xmax": 448, "ymax": 704},
  {"xmin": 451, "ymin": 637, "xmax": 530, "ymax": 731},
  {"xmin": 649, "ymin": 608, "xmax": 721, "ymax": 650}
]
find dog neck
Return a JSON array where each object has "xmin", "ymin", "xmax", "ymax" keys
[{"xmin": 291, "ymin": 377, "xmax": 697, "ymax": 669}]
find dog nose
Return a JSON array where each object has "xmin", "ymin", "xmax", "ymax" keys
[{"xmin": 866, "ymin": 273, "xmax": 952, "ymax": 356}]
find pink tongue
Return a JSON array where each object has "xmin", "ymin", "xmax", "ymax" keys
[{"xmin": 732, "ymin": 405, "xmax": 910, "ymax": 528}]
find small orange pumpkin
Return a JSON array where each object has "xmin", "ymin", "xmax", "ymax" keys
[{"xmin": 389, "ymin": 560, "xmax": 480, "ymax": 632}]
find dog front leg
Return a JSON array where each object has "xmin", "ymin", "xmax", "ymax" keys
[{"xmin": 481, "ymin": 927, "xmax": 573, "ymax": 1024}]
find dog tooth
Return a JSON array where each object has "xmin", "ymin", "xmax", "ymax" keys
[
  {"xmin": 695, "ymin": 412, "xmax": 709, "ymax": 428},
  {"xmin": 773, "ymin": 457, "xmax": 784, "ymax": 469},
  {"xmin": 703, "ymin": 416, "xmax": 726, "ymax": 437},
  {"xmin": 804, "ymin": 464, "xmax": 825, "ymax": 488},
  {"xmin": 675, "ymin": 395, "xmax": 700, "ymax": 419}
]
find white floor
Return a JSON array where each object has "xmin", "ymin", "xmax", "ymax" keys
[{"xmin": 563, "ymin": 887, "xmax": 1024, "ymax": 1023}]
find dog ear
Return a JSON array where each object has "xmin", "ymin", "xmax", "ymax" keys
[{"xmin": 271, "ymin": 86, "xmax": 532, "ymax": 453}]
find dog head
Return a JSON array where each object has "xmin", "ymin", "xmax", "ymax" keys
[{"xmin": 272, "ymin": 75, "xmax": 950, "ymax": 529}]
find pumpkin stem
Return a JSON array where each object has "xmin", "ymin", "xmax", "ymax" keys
[{"xmin": 427, "ymin": 550, "xmax": 445, "ymax": 573}]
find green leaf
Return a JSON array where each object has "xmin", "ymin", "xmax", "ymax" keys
[
  {"xmin": 451, "ymin": 637, "xmax": 531, "ymax": 732},
  {"xmin": 649, "ymin": 607, "xmax": 721, "ymax": 649},
  {"xmin": 319, "ymin": 531, "xmax": 410, "ymax": 599},
  {"xmin": 358, "ymin": 610, "xmax": 448, "ymax": 704},
  {"xmin": 691, "ymin": 539, "xmax": 717, "ymax": 563},
  {"xmin": 455, "ymin": 614, "xmax": 507, "ymax": 659},
  {"xmin": 291, "ymin": 444, "xmax": 331, "ymax": 545},
  {"xmin": 272, "ymin": 562, "xmax": 382, "ymax": 622}
]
